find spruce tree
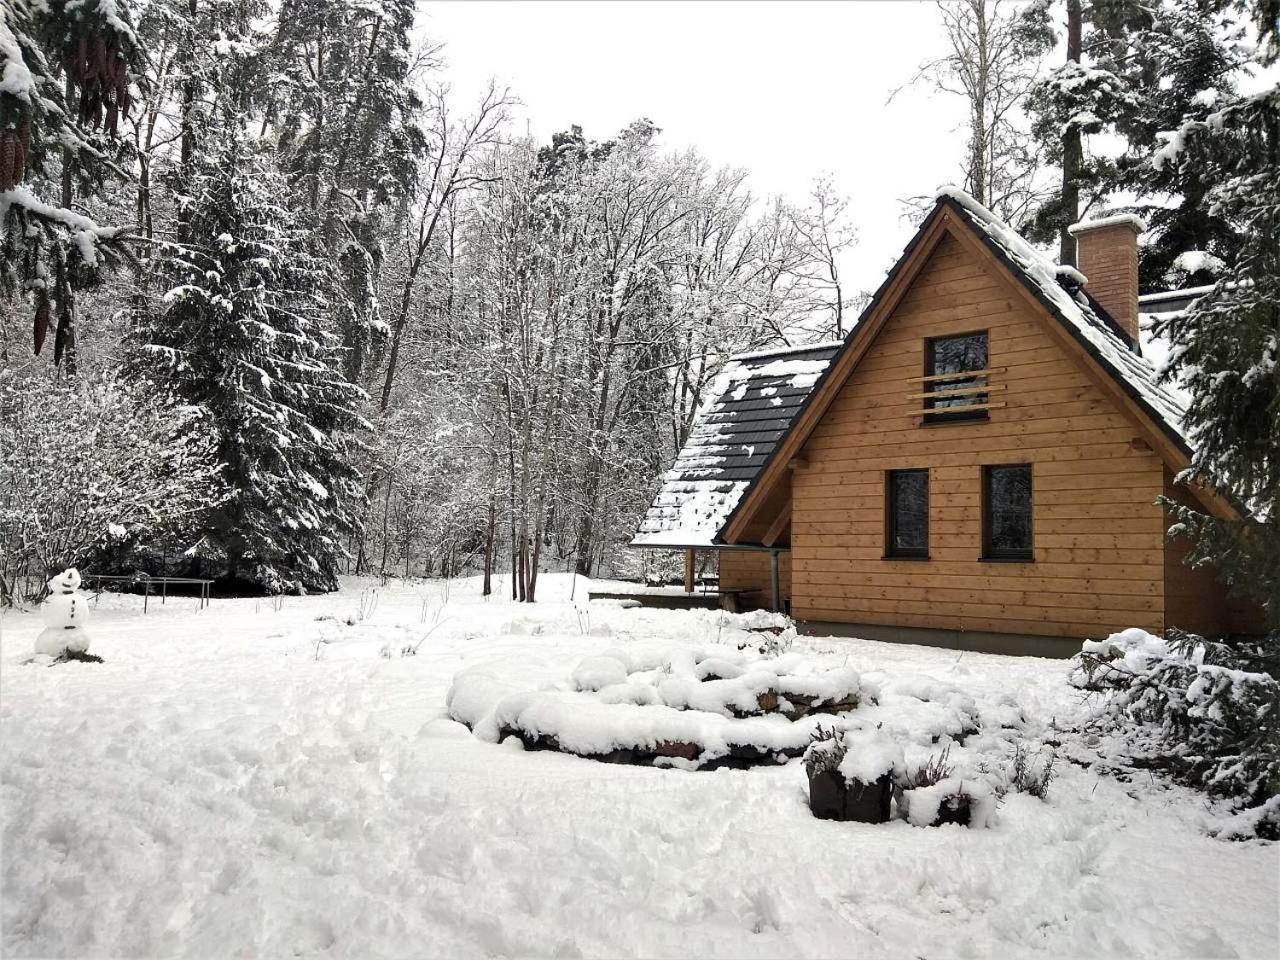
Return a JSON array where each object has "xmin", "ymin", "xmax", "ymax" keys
[
  {"xmin": 1153, "ymin": 84, "xmax": 1280, "ymax": 629},
  {"xmin": 137, "ymin": 123, "xmax": 367, "ymax": 593},
  {"xmin": 1, "ymin": 0, "xmax": 138, "ymax": 367},
  {"xmin": 1093, "ymin": 0, "xmax": 1250, "ymax": 291}
]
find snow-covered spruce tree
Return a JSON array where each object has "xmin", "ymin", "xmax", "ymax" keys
[
  {"xmin": 1, "ymin": 0, "xmax": 138, "ymax": 369},
  {"xmin": 1153, "ymin": 84, "xmax": 1280, "ymax": 629},
  {"xmin": 1084, "ymin": 0, "xmax": 1251, "ymax": 291},
  {"xmin": 1073, "ymin": 83, "xmax": 1280, "ymax": 838},
  {"xmin": 136, "ymin": 124, "xmax": 367, "ymax": 593}
]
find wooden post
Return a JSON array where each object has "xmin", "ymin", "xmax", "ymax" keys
[{"xmin": 683, "ymin": 549, "xmax": 695, "ymax": 594}]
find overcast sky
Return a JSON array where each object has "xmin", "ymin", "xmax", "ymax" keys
[{"xmin": 421, "ymin": 0, "xmax": 971, "ymax": 296}]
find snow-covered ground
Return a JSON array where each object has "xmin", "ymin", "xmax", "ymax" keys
[{"xmin": 1, "ymin": 575, "xmax": 1276, "ymax": 958}]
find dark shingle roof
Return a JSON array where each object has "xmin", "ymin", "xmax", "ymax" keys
[{"xmin": 631, "ymin": 342, "xmax": 841, "ymax": 547}]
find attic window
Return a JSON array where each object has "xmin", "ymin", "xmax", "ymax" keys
[{"xmin": 917, "ymin": 332, "xmax": 999, "ymax": 424}]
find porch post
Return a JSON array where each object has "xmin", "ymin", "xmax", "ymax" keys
[
  {"xmin": 683, "ymin": 548, "xmax": 695, "ymax": 594},
  {"xmin": 769, "ymin": 549, "xmax": 781, "ymax": 612}
]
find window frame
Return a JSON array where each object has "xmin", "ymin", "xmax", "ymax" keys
[
  {"xmin": 981, "ymin": 463, "xmax": 1034, "ymax": 562},
  {"xmin": 884, "ymin": 468, "xmax": 930, "ymax": 560},
  {"xmin": 923, "ymin": 330, "xmax": 990, "ymax": 425}
]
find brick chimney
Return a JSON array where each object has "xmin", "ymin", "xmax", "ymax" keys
[{"xmin": 1068, "ymin": 214, "xmax": 1145, "ymax": 350}]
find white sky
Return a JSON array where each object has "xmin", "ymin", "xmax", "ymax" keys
[{"xmin": 421, "ymin": 0, "xmax": 970, "ymax": 296}]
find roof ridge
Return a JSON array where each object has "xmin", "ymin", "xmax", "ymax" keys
[{"xmin": 729, "ymin": 339, "xmax": 845, "ymax": 363}]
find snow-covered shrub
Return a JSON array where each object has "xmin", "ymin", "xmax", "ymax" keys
[
  {"xmin": 1009, "ymin": 741, "xmax": 1055, "ymax": 800},
  {"xmin": 905, "ymin": 744, "xmax": 954, "ymax": 789},
  {"xmin": 980, "ymin": 741, "xmax": 1056, "ymax": 801},
  {"xmin": 803, "ymin": 724, "xmax": 845, "ymax": 777},
  {"xmin": 0, "ymin": 369, "xmax": 224, "ymax": 603},
  {"xmin": 1073, "ymin": 627, "xmax": 1280, "ymax": 837}
]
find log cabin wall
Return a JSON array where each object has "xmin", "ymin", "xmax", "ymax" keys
[
  {"xmin": 719, "ymin": 550, "xmax": 792, "ymax": 612},
  {"xmin": 1162, "ymin": 468, "xmax": 1232, "ymax": 637},
  {"xmin": 789, "ymin": 232, "xmax": 1172, "ymax": 642}
]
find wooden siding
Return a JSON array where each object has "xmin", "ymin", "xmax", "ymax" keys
[
  {"xmin": 789, "ymin": 233, "xmax": 1170, "ymax": 640},
  {"xmin": 720, "ymin": 550, "xmax": 792, "ymax": 612},
  {"xmin": 1162, "ymin": 469, "xmax": 1267, "ymax": 636},
  {"xmin": 1162, "ymin": 469, "xmax": 1230, "ymax": 637}
]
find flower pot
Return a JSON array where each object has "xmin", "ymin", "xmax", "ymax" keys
[{"xmin": 807, "ymin": 769, "xmax": 893, "ymax": 823}]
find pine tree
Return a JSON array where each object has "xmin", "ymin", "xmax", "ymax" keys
[
  {"xmin": 137, "ymin": 123, "xmax": 368, "ymax": 593},
  {"xmin": 1023, "ymin": 0, "xmax": 1137, "ymax": 261},
  {"xmin": 1153, "ymin": 83, "xmax": 1280, "ymax": 629},
  {"xmin": 266, "ymin": 0, "xmax": 426, "ymax": 383}
]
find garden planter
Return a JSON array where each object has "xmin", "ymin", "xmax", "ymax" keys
[
  {"xmin": 899, "ymin": 778, "xmax": 996, "ymax": 828},
  {"xmin": 807, "ymin": 768, "xmax": 893, "ymax": 823}
]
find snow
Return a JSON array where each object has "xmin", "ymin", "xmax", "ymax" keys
[
  {"xmin": 452, "ymin": 646, "xmax": 870, "ymax": 766},
  {"xmin": 729, "ymin": 339, "xmax": 845, "ymax": 362},
  {"xmin": 1172, "ymin": 250, "xmax": 1225, "ymax": 275},
  {"xmin": 836, "ymin": 727, "xmax": 904, "ymax": 784},
  {"xmin": 0, "ymin": 188, "xmax": 127, "ymax": 268},
  {"xmin": 0, "ymin": 16, "xmax": 34, "ymax": 101},
  {"xmin": 2, "ymin": 574, "xmax": 1276, "ymax": 957},
  {"xmin": 739, "ymin": 357, "xmax": 830, "ymax": 390},
  {"xmin": 1067, "ymin": 213, "xmax": 1147, "ymax": 235}
]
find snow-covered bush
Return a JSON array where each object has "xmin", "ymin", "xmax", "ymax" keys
[
  {"xmin": 1073, "ymin": 627, "xmax": 1280, "ymax": 837},
  {"xmin": 0, "ymin": 369, "xmax": 224, "ymax": 603},
  {"xmin": 979, "ymin": 741, "xmax": 1056, "ymax": 802},
  {"xmin": 905, "ymin": 743, "xmax": 954, "ymax": 789}
]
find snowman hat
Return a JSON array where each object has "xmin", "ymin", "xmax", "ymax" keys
[{"xmin": 47, "ymin": 568, "xmax": 82, "ymax": 593}]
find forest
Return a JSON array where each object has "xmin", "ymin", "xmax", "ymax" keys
[{"xmin": 1, "ymin": 0, "xmax": 1277, "ymax": 604}]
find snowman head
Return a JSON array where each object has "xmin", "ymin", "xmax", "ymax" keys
[{"xmin": 47, "ymin": 568, "xmax": 82, "ymax": 594}]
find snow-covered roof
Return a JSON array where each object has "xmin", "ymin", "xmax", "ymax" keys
[
  {"xmin": 1138, "ymin": 285, "xmax": 1212, "ymax": 314},
  {"xmin": 631, "ymin": 341, "xmax": 842, "ymax": 547},
  {"xmin": 936, "ymin": 186, "xmax": 1189, "ymax": 453}
]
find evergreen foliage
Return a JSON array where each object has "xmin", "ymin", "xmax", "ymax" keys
[
  {"xmin": 1074, "ymin": 628, "xmax": 1280, "ymax": 837},
  {"xmin": 1153, "ymin": 83, "xmax": 1280, "ymax": 628},
  {"xmin": 137, "ymin": 124, "xmax": 367, "ymax": 592},
  {"xmin": 1, "ymin": 0, "xmax": 138, "ymax": 367},
  {"xmin": 267, "ymin": 0, "xmax": 426, "ymax": 382}
]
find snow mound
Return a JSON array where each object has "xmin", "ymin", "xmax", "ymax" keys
[
  {"xmin": 572, "ymin": 655, "xmax": 628, "ymax": 691},
  {"xmin": 837, "ymin": 727, "xmax": 906, "ymax": 785}
]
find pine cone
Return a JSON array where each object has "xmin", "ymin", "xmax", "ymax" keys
[
  {"xmin": 0, "ymin": 132, "xmax": 14, "ymax": 190},
  {"xmin": 33, "ymin": 294, "xmax": 50, "ymax": 355},
  {"xmin": 54, "ymin": 302, "xmax": 71, "ymax": 366}
]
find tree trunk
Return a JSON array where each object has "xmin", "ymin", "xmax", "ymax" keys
[
  {"xmin": 482, "ymin": 489, "xmax": 496, "ymax": 597},
  {"xmin": 1059, "ymin": 0, "xmax": 1083, "ymax": 267}
]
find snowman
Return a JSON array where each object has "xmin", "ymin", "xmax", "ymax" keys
[{"xmin": 34, "ymin": 568, "xmax": 92, "ymax": 657}]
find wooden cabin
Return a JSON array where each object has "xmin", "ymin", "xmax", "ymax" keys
[{"xmin": 633, "ymin": 188, "xmax": 1261, "ymax": 656}]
